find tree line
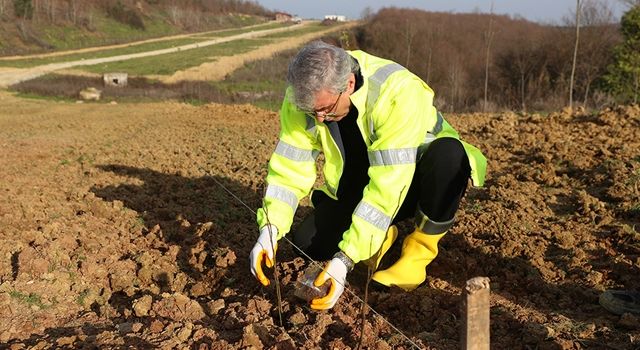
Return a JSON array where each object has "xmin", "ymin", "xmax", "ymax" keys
[{"xmin": 353, "ymin": 4, "xmax": 639, "ymax": 112}]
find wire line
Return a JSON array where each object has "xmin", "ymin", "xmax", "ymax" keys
[{"xmin": 205, "ymin": 173, "xmax": 423, "ymax": 350}]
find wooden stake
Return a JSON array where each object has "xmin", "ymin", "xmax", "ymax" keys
[{"xmin": 462, "ymin": 277, "xmax": 490, "ymax": 350}]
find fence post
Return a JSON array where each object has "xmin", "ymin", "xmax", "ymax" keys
[{"xmin": 462, "ymin": 277, "xmax": 490, "ymax": 350}]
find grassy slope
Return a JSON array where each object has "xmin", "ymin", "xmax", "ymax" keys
[
  {"xmin": 0, "ymin": 22, "xmax": 292, "ymax": 68},
  {"xmin": 78, "ymin": 23, "xmax": 327, "ymax": 76},
  {"xmin": 0, "ymin": 10, "xmax": 266, "ymax": 57}
]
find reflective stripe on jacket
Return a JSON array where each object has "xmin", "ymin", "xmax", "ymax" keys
[{"xmin": 257, "ymin": 50, "xmax": 487, "ymax": 263}]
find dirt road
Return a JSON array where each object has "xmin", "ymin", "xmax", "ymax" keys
[
  {"xmin": 162, "ymin": 21, "xmax": 359, "ymax": 83},
  {"xmin": 1, "ymin": 90, "xmax": 639, "ymax": 349},
  {"xmin": 0, "ymin": 21, "xmax": 349, "ymax": 89}
]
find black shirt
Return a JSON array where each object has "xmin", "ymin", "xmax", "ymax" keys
[{"xmin": 335, "ymin": 63, "xmax": 368, "ymax": 200}]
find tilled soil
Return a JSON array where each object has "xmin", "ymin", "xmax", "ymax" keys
[{"xmin": 0, "ymin": 91, "xmax": 639, "ymax": 349}]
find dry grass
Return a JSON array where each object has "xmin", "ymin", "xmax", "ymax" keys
[{"xmin": 11, "ymin": 74, "xmax": 232, "ymax": 104}]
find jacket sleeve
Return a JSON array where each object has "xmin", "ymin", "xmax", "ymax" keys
[
  {"xmin": 338, "ymin": 77, "xmax": 437, "ymax": 263},
  {"xmin": 256, "ymin": 89, "xmax": 319, "ymax": 239}
]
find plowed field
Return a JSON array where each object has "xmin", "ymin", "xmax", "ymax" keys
[{"xmin": 1, "ymin": 91, "xmax": 639, "ymax": 349}]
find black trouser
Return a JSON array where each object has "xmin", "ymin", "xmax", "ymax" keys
[{"xmin": 292, "ymin": 137, "xmax": 471, "ymax": 261}]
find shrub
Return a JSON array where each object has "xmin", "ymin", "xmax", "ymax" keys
[
  {"xmin": 13, "ymin": 0, "xmax": 33, "ymax": 19},
  {"xmin": 107, "ymin": 0, "xmax": 145, "ymax": 30}
]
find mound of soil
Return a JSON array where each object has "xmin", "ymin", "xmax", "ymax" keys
[{"xmin": 0, "ymin": 93, "xmax": 639, "ymax": 349}]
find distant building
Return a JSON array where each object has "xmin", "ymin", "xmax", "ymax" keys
[
  {"xmin": 274, "ymin": 12, "xmax": 293, "ymax": 22},
  {"xmin": 324, "ymin": 15, "xmax": 347, "ymax": 22}
]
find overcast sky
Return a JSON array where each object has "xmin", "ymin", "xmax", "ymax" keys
[{"xmin": 256, "ymin": 0, "xmax": 626, "ymax": 24}]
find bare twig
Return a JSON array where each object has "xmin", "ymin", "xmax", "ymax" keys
[
  {"xmin": 356, "ymin": 237, "xmax": 374, "ymax": 350},
  {"xmin": 262, "ymin": 192, "xmax": 283, "ymax": 327},
  {"xmin": 357, "ymin": 186, "xmax": 406, "ymax": 350}
]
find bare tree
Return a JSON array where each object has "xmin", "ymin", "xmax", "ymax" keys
[
  {"xmin": 32, "ymin": 0, "xmax": 39, "ymax": 21},
  {"xmin": 0, "ymin": 0, "xmax": 7, "ymax": 17},
  {"xmin": 569, "ymin": 0, "xmax": 582, "ymax": 109},
  {"xmin": 360, "ymin": 6, "xmax": 374, "ymax": 20},
  {"xmin": 578, "ymin": 0, "xmax": 616, "ymax": 106},
  {"xmin": 66, "ymin": 0, "xmax": 79, "ymax": 25},
  {"xmin": 447, "ymin": 58, "xmax": 464, "ymax": 112},
  {"xmin": 43, "ymin": 0, "xmax": 56, "ymax": 22},
  {"xmin": 425, "ymin": 47, "xmax": 433, "ymax": 83},
  {"xmin": 483, "ymin": 2, "xmax": 496, "ymax": 112},
  {"xmin": 619, "ymin": 0, "xmax": 640, "ymax": 8},
  {"xmin": 403, "ymin": 19, "xmax": 416, "ymax": 67},
  {"xmin": 168, "ymin": 5, "xmax": 180, "ymax": 25}
]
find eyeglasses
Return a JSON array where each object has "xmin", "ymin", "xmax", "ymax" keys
[{"xmin": 303, "ymin": 91, "xmax": 343, "ymax": 121}]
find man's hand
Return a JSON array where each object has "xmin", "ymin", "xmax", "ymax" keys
[
  {"xmin": 250, "ymin": 225, "xmax": 278, "ymax": 286},
  {"xmin": 310, "ymin": 253, "xmax": 352, "ymax": 310}
]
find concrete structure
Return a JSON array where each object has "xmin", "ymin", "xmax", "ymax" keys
[{"xmin": 103, "ymin": 72, "xmax": 128, "ymax": 87}]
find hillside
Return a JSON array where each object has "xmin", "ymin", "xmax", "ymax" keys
[{"xmin": 0, "ymin": 0, "xmax": 273, "ymax": 56}]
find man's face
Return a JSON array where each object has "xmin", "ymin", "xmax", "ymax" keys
[
  {"xmin": 311, "ymin": 89, "xmax": 348, "ymax": 123},
  {"xmin": 309, "ymin": 73, "xmax": 356, "ymax": 123}
]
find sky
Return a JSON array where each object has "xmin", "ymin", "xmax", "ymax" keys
[{"xmin": 256, "ymin": 0, "xmax": 627, "ymax": 24}]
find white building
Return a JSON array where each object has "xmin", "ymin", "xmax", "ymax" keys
[{"xmin": 324, "ymin": 15, "xmax": 347, "ymax": 22}]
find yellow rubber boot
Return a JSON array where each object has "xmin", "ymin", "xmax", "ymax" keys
[
  {"xmin": 365, "ymin": 225, "xmax": 398, "ymax": 269},
  {"xmin": 372, "ymin": 228, "xmax": 445, "ymax": 291}
]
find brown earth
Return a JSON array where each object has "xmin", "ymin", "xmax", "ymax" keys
[{"xmin": 0, "ymin": 91, "xmax": 639, "ymax": 349}]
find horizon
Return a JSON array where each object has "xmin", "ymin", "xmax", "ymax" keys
[{"xmin": 257, "ymin": 0, "xmax": 627, "ymax": 24}]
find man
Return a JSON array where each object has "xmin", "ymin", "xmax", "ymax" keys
[{"xmin": 250, "ymin": 41, "xmax": 486, "ymax": 310}]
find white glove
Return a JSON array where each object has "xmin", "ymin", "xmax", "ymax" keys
[
  {"xmin": 310, "ymin": 253, "xmax": 351, "ymax": 310},
  {"xmin": 250, "ymin": 224, "xmax": 278, "ymax": 286}
]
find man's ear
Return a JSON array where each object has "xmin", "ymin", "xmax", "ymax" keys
[{"xmin": 347, "ymin": 73, "xmax": 356, "ymax": 93}]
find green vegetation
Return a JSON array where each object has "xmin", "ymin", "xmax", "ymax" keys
[
  {"xmin": 36, "ymin": 15, "xmax": 180, "ymax": 52},
  {"xmin": 260, "ymin": 23, "xmax": 325, "ymax": 39},
  {"xmin": 9, "ymin": 290, "xmax": 48, "ymax": 309},
  {"xmin": 0, "ymin": 0, "xmax": 271, "ymax": 57},
  {"xmin": 207, "ymin": 46, "xmax": 296, "ymax": 110},
  {"xmin": 76, "ymin": 289, "xmax": 90, "ymax": 306},
  {"xmin": 81, "ymin": 38, "xmax": 267, "ymax": 75},
  {"xmin": 76, "ymin": 22, "xmax": 327, "ymax": 76},
  {"xmin": 14, "ymin": 91, "xmax": 76, "ymax": 103},
  {"xmin": 13, "ymin": 0, "xmax": 33, "ymax": 19},
  {"xmin": 0, "ymin": 37, "xmax": 210, "ymax": 68},
  {"xmin": 193, "ymin": 21, "xmax": 292, "ymax": 38},
  {"xmin": 0, "ymin": 22, "xmax": 302, "ymax": 69},
  {"xmin": 134, "ymin": 217, "xmax": 146, "ymax": 230},
  {"xmin": 603, "ymin": 5, "xmax": 640, "ymax": 104},
  {"xmin": 9, "ymin": 27, "xmax": 349, "ymax": 111},
  {"xmin": 10, "ymin": 46, "xmax": 293, "ymax": 110}
]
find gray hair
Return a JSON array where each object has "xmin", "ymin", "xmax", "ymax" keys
[{"xmin": 287, "ymin": 41, "xmax": 356, "ymax": 112}]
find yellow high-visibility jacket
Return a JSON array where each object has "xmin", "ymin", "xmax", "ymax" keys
[{"xmin": 257, "ymin": 50, "xmax": 486, "ymax": 263}]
